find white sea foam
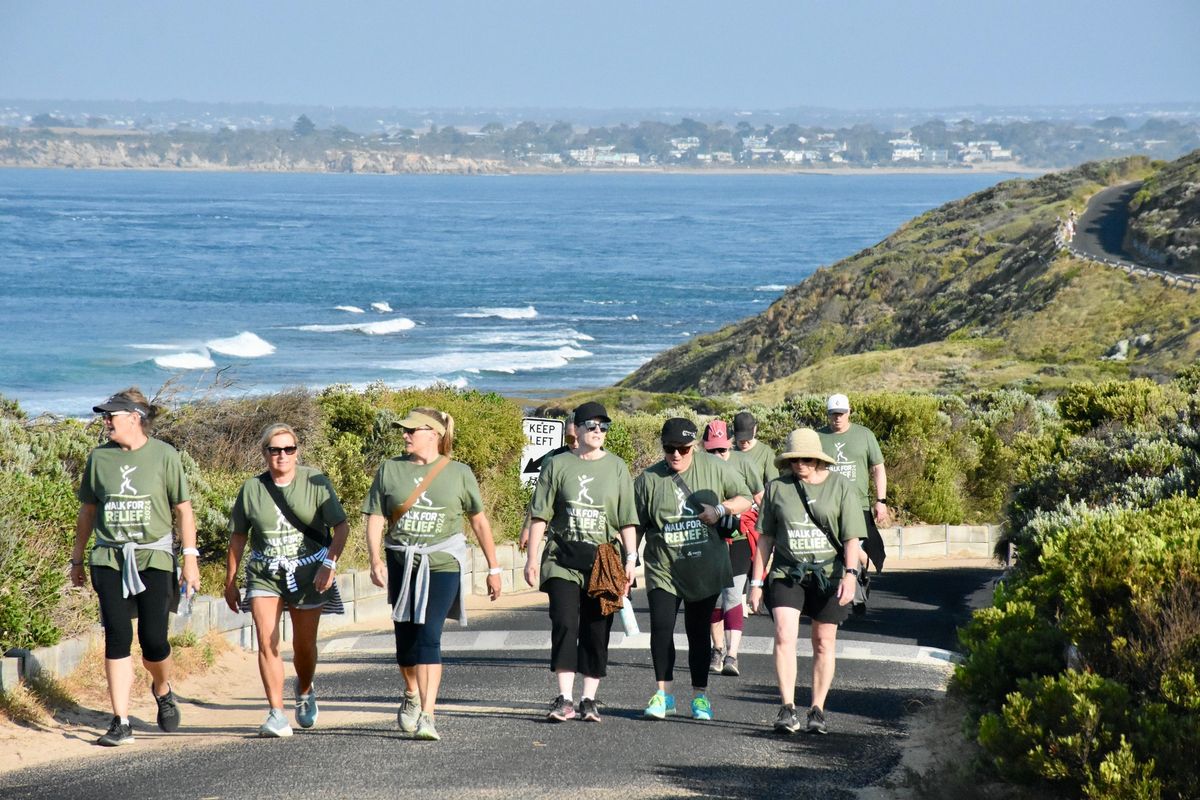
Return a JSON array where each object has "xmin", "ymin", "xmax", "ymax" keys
[
  {"xmin": 335, "ymin": 305, "xmax": 366, "ymax": 314},
  {"xmin": 464, "ymin": 326, "xmax": 595, "ymax": 348},
  {"xmin": 383, "ymin": 345, "xmax": 590, "ymax": 375},
  {"xmin": 291, "ymin": 318, "xmax": 416, "ymax": 335},
  {"xmin": 154, "ymin": 351, "xmax": 216, "ymax": 370},
  {"xmin": 755, "ymin": 284, "xmax": 789, "ymax": 291},
  {"xmin": 371, "ymin": 301, "xmax": 393, "ymax": 313},
  {"xmin": 456, "ymin": 305, "xmax": 538, "ymax": 320},
  {"xmin": 626, "ymin": 314, "xmax": 640, "ymax": 321},
  {"xmin": 205, "ymin": 332, "xmax": 275, "ymax": 358},
  {"xmin": 129, "ymin": 343, "xmax": 184, "ymax": 351}
]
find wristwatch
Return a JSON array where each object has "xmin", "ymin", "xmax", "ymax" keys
[{"xmin": 844, "ymin": 567, "xmax": 860, "ymax": 577}]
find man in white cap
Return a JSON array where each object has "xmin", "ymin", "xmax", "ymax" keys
[{"xmin": 817, "ymin": 394, "xmax": 887, "ymax": 577}]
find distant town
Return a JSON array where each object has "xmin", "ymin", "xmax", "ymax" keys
[{"xmin": 3, "ymin": 99, "xmax": 1199, "ymax": 171}]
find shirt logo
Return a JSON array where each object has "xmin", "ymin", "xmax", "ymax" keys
[
  {"xmin": 834, "ymin": 442, "xmax": 849, "ymax": 463},
  {"xmin": 412, "ymin": 477, "xmax": 434, "ymax": 508},
  {"xmin": 575, "ymin": 474, "xmax": 595, "ymax": 505},
  {"xmin": 119, "ymin": 465, "xmax": 137, "ymax": 496},
  {"xmin": 674, "ymin": 486, "xmax": 695, "ymax": 517}
]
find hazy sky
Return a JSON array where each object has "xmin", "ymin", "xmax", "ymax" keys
[{"xmin": 2, "ymin": 0, "xmax": 1197, "ymax": 109}]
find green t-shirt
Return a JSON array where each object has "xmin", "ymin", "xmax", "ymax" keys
[
  {"xmin": 721, "ymin": 451, "xmax": 764, "ymax": 542},
  {"xmin": 362, "ymin": 455, "xmax": 483, "ymax": 572},
  {"xmin": 529, "ymin": 451, "xmax": 637, "ymax": 588},
  {"xmin": 634, "ymin": 451, "xmax": 751, "ymax": 600},
  {"xmin": 758, "ymin": 472, "xmax": 866, "ymax": 581},
  {"xmin": 77, "ymin": 438, "xmax": 190, "ymax": 573},
  {"xmin": 817, "ymin": 423, "xmax": 884, "ymax": 510},
  {"xmin": 231, "ymin": 466, "xmax": 347, "ymax": 599},
  {"xmin": 735, "ymin": 440, "xmax": 782, "ymax": 487}
]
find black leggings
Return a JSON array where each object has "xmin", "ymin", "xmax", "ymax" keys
[
  {"xmin": 545, "ymin": 578, "xmax": 614, "ymax": 678},
  {"xmin": 91, "ymin": 565, "xmax": 173, "ymax": 662},
  {"xmin": 647, "ymin": 588, "xmax": 719, "ymax": 688}
]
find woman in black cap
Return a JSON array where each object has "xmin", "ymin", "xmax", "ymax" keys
[
  {"xmin": 524, "ymin": 401, "xmax": 638, "ymax": 723},
  {"xmin": 363, "ymin": 406, "xmax": 504, "ymax": 741},
  {"xmin": 634, "ymin": 417, "xmax": 751, "ymax": 722},
  {"xmin": 69, "ymin": 387, "xmax": 199, "ymax": 747},
  {"xmin": 748, "ymin": 428, "xmax": 866, "ymax": 735}
]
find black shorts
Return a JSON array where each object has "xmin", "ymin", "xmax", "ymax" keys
[
  {"xmin": 728, "ymin": 537, "xmax": 752, "ymax": 577},
  {"xmin": 764, "ymin": 574, "xmax": 852, "ymax": 625}
]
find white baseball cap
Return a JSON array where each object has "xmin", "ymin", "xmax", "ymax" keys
[{"xmin": 826, "ymin": 393, "xmax": 851, "ymax": 413}]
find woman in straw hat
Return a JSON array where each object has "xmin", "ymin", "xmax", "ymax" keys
[
  {"xmin": 364, "ymin": 407, "xmax": 503, "ymax": 742},
  {"xmin": 748, "ymin": 428, "xmax": 865, "ymax": 736}
]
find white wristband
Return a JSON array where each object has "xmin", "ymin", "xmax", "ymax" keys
[
  {"xmin": 714, "ymin": 503, "xmax": 726, "ymax": 517},
  {"xmin": 181, "ymin": 547, "xmax": 200, "ymax": 557},
  {"xmin": 322, "ymin": 558, "xmax": 337, "ymax": 570},
  {"xmin": 749, "ymin": 579, "xmax": 764, "ymax": 588},
  {"xmin": 625, "ymin": 553, "xmax": 638, "ymax": 563},
  {"xmin": 488, "ymin": 567, "xmax": 503, "ymax": 576}
]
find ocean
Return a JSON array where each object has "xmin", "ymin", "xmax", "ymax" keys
[{"xmin": 0, "ymin": 169, "xmax": 1014, "ymax": 416}]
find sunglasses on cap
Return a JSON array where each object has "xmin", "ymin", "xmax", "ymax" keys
[
  {"xmin": 663, "ymin": 444, "xmax": 693, "ymax": 455},
  {"xmin": 266, "ymin": 445, "xmax": 298, "ymax": 456},
  {"xmin": 580, "ymin": 420, "xmax": 611, "ymax": 432}
]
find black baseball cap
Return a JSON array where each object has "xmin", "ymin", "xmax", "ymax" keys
[
  {"xmin": 660, "ymin": 417, "xmax": 698, "ymax": 446},
  {"xmin": 732, "ymin": 411, "xmax": 757, "ymax": 442},
  {"xmin": 572, "ymin": 401, "xmax": 610, "ymax": 424},
  {"xmin": 93, "ymin": 394, "xmax": 149, "ymax": 416}
]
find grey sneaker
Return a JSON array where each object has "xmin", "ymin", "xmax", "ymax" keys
[
  {"xmin": 257, "ymin": 708, "xmax": 293, "ymax": 738},
  {"xmin": 709, "ymin": 647, "xmax": 725, "ymax": 673},
  {"xmin": 295, "ymin": 687, "xmax": 318, "ymax": 729},
  {"xmin": 578, "ymin": 697, "xmax": 601, "ymax": 723},
  {"xmin": 774, "ymin": 704, "xmax": 800, "ymax": 734},
  {"xmin": 721, "ymin": 654, "xmax": 740, "ymax": 676},
  {"xmin": 97, "ymin": 716, "xmax": 134, "ymax": 746},
  {"xmin": 152, "ymin": 684, "xmax": 180, "ymax": 732},
  {"xmin": 414, "ymin": 712, "xmax": 440, "ymax": 741},
  {"xmin": 806, "ymin": 705, "xmax": 827, "ymax": 735},
  {"xmin": 398, "ymin": 691, "xmax": 421, "ymax": 733},
  {"xmin": 547, "ymin": 694, "xmax": 576, "ymax": 722}
]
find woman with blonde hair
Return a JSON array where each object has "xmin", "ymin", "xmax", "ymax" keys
[
  {"xmin": 749, "ymin": 428, "xmax": 866, "ymax": 735},
  {"xmin": 69, "ymin": 387, "xmax": 198, "ymax": 746},
  {"xmin": 364, "ymin": 407, "xmax": 503, "ymax": 741},
  {"xmin": 224, "ymin": 422, "xmax": 351, "ymax": 737}
]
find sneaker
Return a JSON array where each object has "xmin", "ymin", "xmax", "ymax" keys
[
  {"xmin": 774, "ymin": 704, "xmax": 800, "ymax": 734},
  {"xmin": 97, "ymin": 716, "xmax": 134, "ymax": 746},
  {"xmin": 295, "ymin": 687, "xmax": 318, "ymax": 729},
  {"xmin": 709, "ymin": 647, "xmax": 725, "ymax": 673},
  {"xmin": 398, "ymin": 691, "xmax": 421, "ymax": 733},
  {"xmin": 643, "ymin": 690, "xmax": 677, "ymax": 719},
  {"xmin": 806, "ymin": 705, "xmax": 827, "ymax": 735},
  {"xmin": 547, "ymin": 694, "xmax": 576, "ymax": 722},
  {"xmin": 152, "ymin": 684, "xmax": 180, "ymax": 732},
  {"xmin": 691, "ymin": 695, "xmax": 714, "ymax": 721},
  {"xmin": 721, "ymin": 654, "xmax": 740, "ymax": 676},
  {"xmin": 414, "ymin": 712, "xmax": 440, "ymax": 741},
  {"xmin": 578, "ymin": 697, "xmax": 601, "ymax": 723},
  {"xmin": 257, "ymin": 708, "xmax": 293, "ymax": 738}
]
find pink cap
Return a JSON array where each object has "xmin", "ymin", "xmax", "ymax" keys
[{"xmin": 703, "ymin": 420, "xmax": 731, "ymax": 450}]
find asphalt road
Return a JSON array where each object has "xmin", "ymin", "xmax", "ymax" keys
[
  {"xmin": 1071, "ymin": 180, "xmax": 1142, "ymax": 267},
  {"xmin": 0, "ymin": 566, "xmax": 1000, "ymax": 800}
]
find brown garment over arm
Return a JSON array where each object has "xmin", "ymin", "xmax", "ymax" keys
[{"xmin": 587, "ymin": 542, "xmax": 626, "ymax": 616}]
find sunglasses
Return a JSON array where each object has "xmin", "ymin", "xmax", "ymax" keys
[
  {"xmin": 101, "ymin": 411, "xmax": 131, "ymax": 421},
  {"xmin": 400, "ymin": 426, "xmax": 434, "ymax": 434},
  {"xmin": 707, "ymin": 447, "xmax": 729, "ymax": 454},
  {"xmin": 788, "ymin": 457, "xmax": 819, "ymax": 465},
  {"xmin": 663, "ymin": 444, "xmax": 693, "ymax": 455},
  {"xmin": 580, "ymin": 420, "xmax": 611, "ymax": 433},
  {"xmin": 266, "ymin": 445, "xmax": 298, "ymax": 456}
]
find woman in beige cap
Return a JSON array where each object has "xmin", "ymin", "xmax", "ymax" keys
[
  {"xmin": 748, "ymin": 428, "xmax": 865, "ymax": 735},
  {"xmin": 363, "ymin": 407, "xmax": 503, "ymax": 741}
]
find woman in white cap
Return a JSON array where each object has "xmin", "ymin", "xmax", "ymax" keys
[
  {"xmin": 524, "ymin": 401, "xmax": 638, "ymax": 723},
  {"xmin": 634, "ymin": 417, "xmax": 751, "ymax": 722},
  {"xmin": 224, "ymin": 422, "xmax": 351, "ymax": 738},
  {"xmin": 364, "ymin": 407, "xmax": 503, "ymax": 741},
  {"xmin": 69, "ymin": 387, "xmax": 199, "ymax": 747},
  {"xmin": 748, "ymin": 428, "xmax": 865, "ymax": 735}
]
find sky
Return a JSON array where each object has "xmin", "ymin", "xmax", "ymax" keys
[{"xmin": 1, "ymin": 0, "xmax": 1197, "ymax": 110}]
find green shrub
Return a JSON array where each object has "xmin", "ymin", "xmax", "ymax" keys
[{"xmin": 1056, "ymin": 379, "xmax": 1181, "ymax": 435}]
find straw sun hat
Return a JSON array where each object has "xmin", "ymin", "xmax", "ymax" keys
[{"xmin": 773, "ymin": 428, "xmax": 835, "ymax": 469}]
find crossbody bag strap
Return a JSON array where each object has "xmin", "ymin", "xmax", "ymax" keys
[
  {"xmin": 258, "ymin": 472, "xmax": 332, "ymax": 548},
  {"xmin": 668, "ymin": 469, "xmax": 694, "ymax": 502},
  {"xmin": 389, "ymin": 456, "xmax": 450, "ymax": 526},
  {"xmin": 793, "ymin": 479, "xmax": 844, "ymax": 563}
]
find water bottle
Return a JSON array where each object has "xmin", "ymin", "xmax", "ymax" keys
[
  {"xmin": 177, "ymin": 579, "xmax": 192, "ymax": 617},
  {"xmin": 618, "ymin": 598, "xmax": 640, "ymax": 636}
]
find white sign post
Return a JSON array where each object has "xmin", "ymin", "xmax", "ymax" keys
[{"xmin": 521, "ymin": 417, "xmax": 564, "ymax": 486}]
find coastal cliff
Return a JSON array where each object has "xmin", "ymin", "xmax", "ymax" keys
[
  {"xmin": 621, "ymin": 151, "xmax": 1200, "ymax": 398},
  {"xmin": 1125, "ymin": 149, "xmax": 1200, "ymax": 273},
  {"xmin": 0, "ymin": 130, "xmax": 507, "ymax": 174}
]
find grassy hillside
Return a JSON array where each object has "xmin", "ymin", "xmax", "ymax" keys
[{"xmin": 622, "ymin": 153, "xmax": 1200, "ymax": 398}]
